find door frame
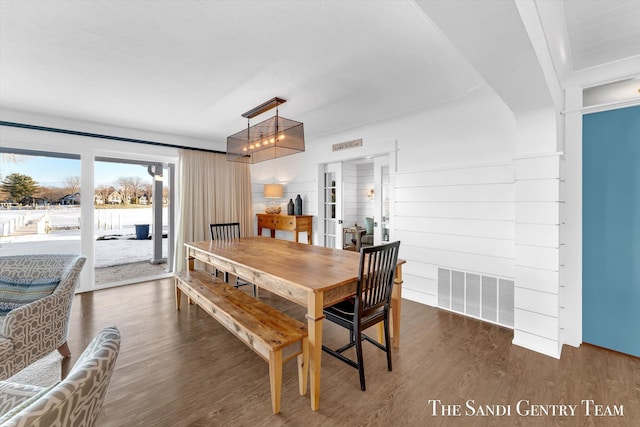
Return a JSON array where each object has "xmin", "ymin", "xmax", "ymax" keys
[{"xmin": 317, "ymin": 145, "xmax": 397, "ymax": 249}]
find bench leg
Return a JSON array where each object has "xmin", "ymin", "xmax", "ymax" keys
[
  {"xmin": 268, "ymin": 349, "xmax": 283, "ymax": 414},
  {"xmin": 298, "ymin": 337, "xmax": 309, "ymax": 396},
  {"xmin": 175, "ymin": 278, "xmax": 182, "ymax": 310}
]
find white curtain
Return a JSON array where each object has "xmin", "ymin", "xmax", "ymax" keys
[{"xmin": 174, "ymin": 149, "xmax": 253, "ymax": 272}]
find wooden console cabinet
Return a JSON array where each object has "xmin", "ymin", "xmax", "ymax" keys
[{"xmin": 256, "ymin": 214, "xmax": 313, "ymax": 244}]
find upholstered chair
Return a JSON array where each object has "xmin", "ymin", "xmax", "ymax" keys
[
  {"xmin": 0, "ymin": 254, "xmax": 87, "ymax": 380},
  {"xmin": 360, "ymin": 217, "xmax": 375, "ymax": 248},
  {"xmin": 0, "ymin": 326, "xmax": 121, "ymax": 427}
]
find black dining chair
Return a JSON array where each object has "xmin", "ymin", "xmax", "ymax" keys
[
  {"xmin": 209, "ymin": 222, "xmax": 256, "ymax": 297},
  {"xmin": 321, "ymin": 240, "xmax": 401, "ymax": 391}
]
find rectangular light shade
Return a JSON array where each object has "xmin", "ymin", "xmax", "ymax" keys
[
  {"xmin": 264, "ymin": 184, "xmax": 284, "ymax": 198},
  {"xmin": 227, "ymin": 115, "xmax": 305, "ymax": 164}
]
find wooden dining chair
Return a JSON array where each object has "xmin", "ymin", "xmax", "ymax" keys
[
  {"xmin": 209, "ymin": 222, "xmax": 257, "ymax": 297},
  {"xmin": 321, "ymin": 240, "xmax": 401, "ymax": 391}
]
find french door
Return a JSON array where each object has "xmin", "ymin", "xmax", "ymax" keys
[{"xmin": 322, "ymin": 162, "xmax": 343, "ymax": 249}]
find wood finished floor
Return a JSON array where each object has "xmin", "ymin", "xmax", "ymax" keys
[{"xmin": 63, "ymin": 278, "xmax": 640, "ymax": 427}]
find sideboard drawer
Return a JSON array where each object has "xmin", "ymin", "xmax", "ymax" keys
[
  {"xmin": 275, "ymin": 217, "xmax": 295, "ymax": 231},
  {"xmin": 258, "ymin": 215, "xmax": 276, "ymax": 228}
]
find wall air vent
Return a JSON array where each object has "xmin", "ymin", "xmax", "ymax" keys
[{"xmin": 437, "ymin": 268, "xmax": 514, "ymax": 328}]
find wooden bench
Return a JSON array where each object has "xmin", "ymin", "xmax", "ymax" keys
[{"xmin": 175, "ymin": 270, "xmax": 309, "ymax": 414}]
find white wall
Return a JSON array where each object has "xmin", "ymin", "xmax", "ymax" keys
[
  {"xmin": 342, "ymin": 163, "xmax": 358, "ymax": 226},
  {"xmin": 356, "ymin": 163, "xmax": 375, "ymax": 223}
]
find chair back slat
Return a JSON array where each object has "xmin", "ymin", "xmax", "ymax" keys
[
  {"xmin": 356, "ymin": 241, "xmax": 401, "ymax": 317},
  {"xmin": 210, "ymin": 222, "xmax": 241, "ymax": 241}
]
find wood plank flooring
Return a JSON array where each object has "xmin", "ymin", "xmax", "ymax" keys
[{"xmin": 63, "ymin": 278, "xmax": 640, "ymax": 426}]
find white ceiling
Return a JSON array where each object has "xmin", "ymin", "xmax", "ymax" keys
[
  {"xmin": 564, "ymin": 0, "xmax": 640, "ymax": 71},
  {"xmin": 1, "ymin": 0, "xmax": 638, "ymax": 144}
]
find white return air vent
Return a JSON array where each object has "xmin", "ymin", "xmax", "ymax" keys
[{"xmin": 438, "ymin": 268, "xmax": 514, "ymax": 328}]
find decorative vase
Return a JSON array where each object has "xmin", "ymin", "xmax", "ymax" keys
[
  {"xmin": 287, "ymin": 199, "xmax": 294, "ymax": 215},
  {"xmin": 294, "ymin": 194, "xmax": 302, "ymax": 215}
]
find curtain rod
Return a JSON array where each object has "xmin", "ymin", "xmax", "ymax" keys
[{"xmin": 0, "ymin": 121, "xmax": 226, "ymax": 155}]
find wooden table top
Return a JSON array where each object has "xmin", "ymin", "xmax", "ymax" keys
[{"xmin": 185, "ymin": 236, "xmax": 404, "ymax": 295}]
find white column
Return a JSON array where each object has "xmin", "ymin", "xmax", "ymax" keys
[
  {"xmin": 559, "ymin": 86, "xmax": 583, "ymax": 348},
  {"xmin": 512, "ymin": 108, "xmax": 562, "ymax": 358}
]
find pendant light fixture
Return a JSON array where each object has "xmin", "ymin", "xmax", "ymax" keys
[{"xmin": 226, "ymin": 97, "xmax": 305, "ymax": 163}]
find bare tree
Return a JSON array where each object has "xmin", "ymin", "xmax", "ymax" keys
[
  {"xmin": 0, "ymin": 153, "xmax": 26, "ymax": 165},
  {"xmin": 163, "ymin": 185, "xmax": 169, "ymax": 205},
  {"xmin": 132, "ymin": 176, "xmax": 147, "ymax": 204},
  {"xmin": 116, "ymin": 177, "xmax": 135, "ymax": 205},
  {"xmin": 142, "ymin": 183, "xmax": 153, "ymax": 203},
  {"xmin": 38, "ymin": 186, "xmax": 67, "ymax": 204},
  {"xmin": 64, "ymin": 176, "xmax": 81, "ymax": 194},
  {"xmin": 95, "ymin": 184, "xmax": 113, "ymax": 205}
]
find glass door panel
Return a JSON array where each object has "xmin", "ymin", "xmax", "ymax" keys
[
  {"xmin": 373, "ymin": 156, "xmax": 390, "ymax": 244},
  {"xmin": 93, "ymin": 158, "xmax": 171, "ymax": 286},
  {"xmin": 0, "ymin": 149, "xmax": 81, "ymax": 256},
  {"xmin": 323, "ymin": 162, "xmax": 343, "ymax": 249},
  {"xmin": 381, "ymin": 165, "xmax": 390, "ymax": 242},
  {"xmin": 323, "ymin": 171, "xmax": 336, "ymax": 248}
]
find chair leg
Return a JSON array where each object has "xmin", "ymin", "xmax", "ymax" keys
[
  {"xmin": 57, "ymin": 341, "xmax": 71, "ymax": 358},
  {"xmin": 384, "ymin": 316, "xmax": 392, "ymax": 372},
  {"xmin": 354, "ymin": 327, "xmax": 366, "ymax": 391}
]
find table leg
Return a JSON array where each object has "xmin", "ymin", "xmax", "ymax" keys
[
  {"xmin": 306, "ymin": 292, "xmax": 324, "ymax": 411},
  {"xmin": 187, "ymin": 254, "xmax": 194, "ymax": 305},
  {"xmin": 376, "ymin": 264, "xmax": 403, "ymax": 346},
  {"xmin": 392, "ymin": 264, "xmax": 403, "ymax": 348}
]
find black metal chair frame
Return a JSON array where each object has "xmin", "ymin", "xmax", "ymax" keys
[
  {"xmin": 209, "ymin": 222, "xmax": 256, "ymax": 297},
  {"xmin": 321, "ymin": 240, "xmax": 401, "ymax": 391}
]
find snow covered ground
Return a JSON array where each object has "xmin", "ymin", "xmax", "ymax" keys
[{"xmin": 0, "ymin": 207, "xmax": 169, "ymax": 268}]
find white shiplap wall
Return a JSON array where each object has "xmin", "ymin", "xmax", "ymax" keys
[
  {"xmin": 512, "ymin": 154, "xmax": 561, "ymax": 358},
  {"xmin": 356, "ymin": 163, "xmax": 375, "ymax": 223},
  {"xmin": 342, "ymin": 163, "xmax": 358, "ymax": 225},
  {"xmin": 395, "ymin": 162, "xmax": 515, "ymax": 306}
]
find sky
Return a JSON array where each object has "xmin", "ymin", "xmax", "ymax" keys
[{"xmin": 0, "ymin": 153, "xmax": 152, "ymax": 188}]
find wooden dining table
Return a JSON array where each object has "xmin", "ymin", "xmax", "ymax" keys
[{"xmin": 184, "ymin": 236, "xmax": 405, "ymax": 411}]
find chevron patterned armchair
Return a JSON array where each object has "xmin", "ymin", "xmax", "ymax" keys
[
  {"xmin": 0, "ymin": 326, "xmax": 121, "ymax": 427},
  {"xmin": 0, "ymin": 254, "xmax": 86, "ymax": 380}
]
